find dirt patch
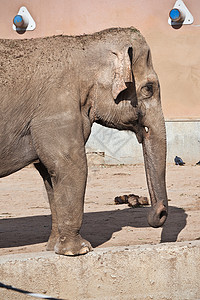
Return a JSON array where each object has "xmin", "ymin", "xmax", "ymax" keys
[{"xmin": 0, "ymin": 164, "xmax": 199, "ymax": 255}]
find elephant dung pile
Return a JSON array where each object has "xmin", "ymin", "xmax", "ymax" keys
[{"xmin": 114, "ymin": 194, "xmax": 149, "ymax": 208}]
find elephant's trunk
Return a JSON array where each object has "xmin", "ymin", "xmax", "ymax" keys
[{"xmin": 142, "ymin": 119, "xmax": 168, "ymax": 228}]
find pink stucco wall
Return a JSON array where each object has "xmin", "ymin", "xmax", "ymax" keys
[{"xmin": 0, "ymin": 0, "xmax": 200, "ymax": 119}]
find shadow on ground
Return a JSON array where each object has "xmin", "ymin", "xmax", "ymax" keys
[{"xmin": 0, "ymin": 206, "xmax": 187, "ymax": 249}]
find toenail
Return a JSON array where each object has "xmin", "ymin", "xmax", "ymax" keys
[
  {"xmin": 64, "ymin": 251, "xmax": 74, "ymax": 256},
  {"xmin": 79, "ymin": 247, "xmax": 89, "ymax": 255}
]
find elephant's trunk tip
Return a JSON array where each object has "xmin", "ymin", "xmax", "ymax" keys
[{"xmin": 147, "ymin": 201, "xmax": 168, "ymax": 228}]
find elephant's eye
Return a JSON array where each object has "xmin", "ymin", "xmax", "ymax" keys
[{"xmin": 141, "ymin": 83, "xmax": 153, "ymax": 98}]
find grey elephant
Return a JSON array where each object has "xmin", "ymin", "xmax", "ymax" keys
[{"xmin": 0, "ymin": 27, "xmax": 168, "ymax": 256}]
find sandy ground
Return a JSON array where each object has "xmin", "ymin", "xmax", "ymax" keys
[{"xmin": 0, "ymin": 163, "xmax": 199, "ymax": 255}]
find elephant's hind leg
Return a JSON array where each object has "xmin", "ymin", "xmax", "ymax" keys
[{"xmin": 34, "ymin": 161, "xmax": 59, "ymax": 251}]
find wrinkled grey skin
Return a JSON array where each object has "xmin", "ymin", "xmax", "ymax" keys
[{"xmin": 0, "ymin": 27, "xmax": 168, "ymax": 255}]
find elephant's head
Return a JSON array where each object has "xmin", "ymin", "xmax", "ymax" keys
[{"xmin": 86, "ymin": 29, "xmax": 168, "ymax": 228}]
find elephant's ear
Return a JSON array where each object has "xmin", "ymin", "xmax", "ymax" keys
[{"xmin": 112, "ymin": 46, "xmax": 133, "ymax": 99}]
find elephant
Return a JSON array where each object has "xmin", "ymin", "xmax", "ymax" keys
[{"xmin": 0, "ymin": 27, "xmax": 168, "ymax": 256}]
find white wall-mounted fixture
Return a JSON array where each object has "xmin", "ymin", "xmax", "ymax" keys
[
  {"xmin": 13, "ymin": 6, "xmax": 36, "ymax": 32},
  {"xmin": 168, "ymin": 0, "xmax": 193, "ymax": 26}
]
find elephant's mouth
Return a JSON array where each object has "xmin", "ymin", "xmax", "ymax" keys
[{"xmin": 134, "ymin": 125, "xmax": 148, "ymax": 144}]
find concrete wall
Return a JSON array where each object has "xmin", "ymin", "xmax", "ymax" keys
[
  {"xmin": 0, "ymin": 241, "xmax": 200, "ymax": 300},
  {"xmin": 86, "ymin": 121, "xmax": 200, "ymax": 164},
  {"xmin": 166, "ymin": 120, "xmax": 200, "ymax": 164},
  {"xmin": 0, "ymin": 0, "xmax": 200, "ymax": 120}
]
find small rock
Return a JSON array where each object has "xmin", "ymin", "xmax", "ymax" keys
[
  {"xmin": 114, "ymin": 195, "xmax": 129, "ymax": 204},
  {"xmin": 114, "ymin": 194, "xmax": 149, "ymax": 208}
]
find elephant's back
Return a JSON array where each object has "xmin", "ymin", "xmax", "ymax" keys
[{"xmin": 0, "ymin": 36, "xmax": 75, "ymax": 90}]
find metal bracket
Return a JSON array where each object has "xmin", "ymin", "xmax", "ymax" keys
[
  {"xmin": 168, "ymin": 0, "xmax": 194, "ymax": 26},
  {"xmin": 13, "ymin": 6, "xmax": 36, "ymax": 32}
]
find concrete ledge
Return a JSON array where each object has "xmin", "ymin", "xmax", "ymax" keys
[{"xmin": 0, "ymin": 241, "xmax": 200, "ymax": 299}]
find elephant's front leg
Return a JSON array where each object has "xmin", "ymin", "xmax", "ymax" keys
[
  {"xmin": 53, "ymin": 152, "xmax": 92, "ymax": 256},
  {"xmin": 31, "ymin": 118, "xmax": 92, "ymax": 256}
]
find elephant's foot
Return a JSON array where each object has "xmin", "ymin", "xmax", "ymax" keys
[{"xmin": 54, "ymin": 234, "xmax": 92, "ymax": 256}]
